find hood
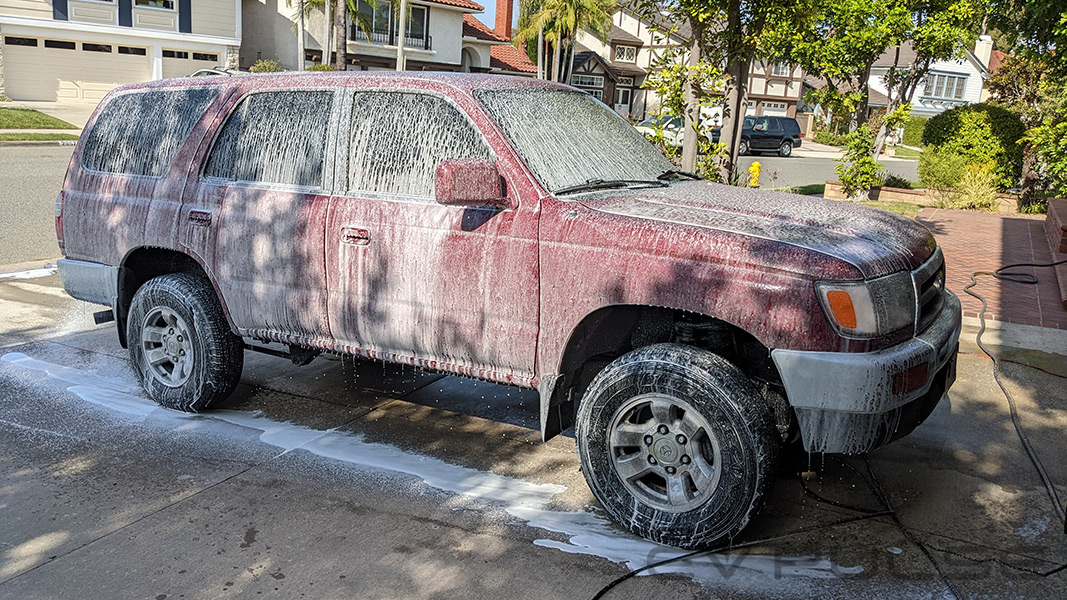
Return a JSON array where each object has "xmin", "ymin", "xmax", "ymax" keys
[{"xmin": 578, "ymin": 181, "xmax": 934, "ymax": 279}]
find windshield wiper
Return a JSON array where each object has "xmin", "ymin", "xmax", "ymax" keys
[
  {"xmin": 554, "ymin": 178, "xmax": 669, "ymax": 195},
  {"xmin": 657, "ymin": 169, "xmax": 702, "ymax": 181}
]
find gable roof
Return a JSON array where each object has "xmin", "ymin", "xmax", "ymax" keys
[
  {"xmin": 987, "ymin": 49, "xmax": 1007, "ymax": 74},
  {"xmin": 873, "ymin": 41, "xmax": 989, "ymax": 76},
  {"xmin": 571, "ymin": 43, "xmax": 646, "ymax": 80},
  {"xmin": 462, "ymin": 14, "xmax": 508, "ymax": 43},
  {"xmin": 608, "ymin": 25, "xmax": 644, "ymax": 47},
  {"xmin": 426, "ymin": 0, "xmax": 484, "ymax": 12},
  {"xmin": 618, "ymin": 1, "xmax": 691, "ymax": 42},
  {"xmin": 491, "ymin": 44, "xmax": 537, "ymax": 73}
]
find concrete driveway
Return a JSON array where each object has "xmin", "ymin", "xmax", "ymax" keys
[{"xmin": 0, "ymin": 268, "xmax": 1064, "ymax": 599}]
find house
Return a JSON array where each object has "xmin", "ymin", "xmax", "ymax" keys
[
  {"xmin": 0, "ymin": 0, "xmax": 241, "ymax": 103},
  {"xmin": 867, "ymin": 37, "xmax": 990, "ymax": 118},
  {"xmin": 244, "ymin": 0, "xmax": 533, "ymax": 74},
  {"xmin": 574, "ymin": 5, "xmax": 805, "ymax": 122}
]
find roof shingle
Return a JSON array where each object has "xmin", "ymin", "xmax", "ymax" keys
[
  {"xmin": 491, "ymin": 44, "xmax": 537, "ymax": 73},
  {"xmin": 462, "ymin": 14, "xmax": 508, "ymax": 43},
  {"xmin": 426, "ymin": 0, "xmax": 484, "ymax": 12}
]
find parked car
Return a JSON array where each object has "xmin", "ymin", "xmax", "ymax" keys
[
  {"xmin": 712, "ymin": 115, "xmax": 803, "ymax": 156},
  {"xmin": 57, "ymin": 73, "xmax": 960, "ymax": 550},
  {"xmin": 634, "ymin": 114, "xmax": 684, "ymax": 147}
]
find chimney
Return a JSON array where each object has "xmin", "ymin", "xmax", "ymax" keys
[
  {"xmin": 974, "ymin": 34, "xmax": 993, "ymax": 69},
  {"xmin": 495, "ymin": 0, "xmax": 513, "ymax": 40}
]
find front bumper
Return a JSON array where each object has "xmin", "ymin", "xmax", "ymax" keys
[{"xmin": 771, "ymin": 290, "xmax": 962, "ymax": 454}]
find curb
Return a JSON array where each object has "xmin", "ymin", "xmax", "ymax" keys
[
  {"xmin": 960, "ymin": 316, "xmax": 1067, "ymax": 357},
  {"xmin": 0, "ymin": 140, "xmax": 78, "ymax": 148}
]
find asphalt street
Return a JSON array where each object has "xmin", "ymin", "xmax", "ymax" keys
[
  {"xmin": 737, "ymin": 154, "xmax": 919, "ymax": 190},
  {"xmin": 0, "ymin": 145, "xmax": 73, "ymax": 266}
]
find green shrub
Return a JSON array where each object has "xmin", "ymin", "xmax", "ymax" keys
[
  {"xmin": 952, "ymin": 162, "xmax": 999, "ymax": 211},
  {"xmin": 881, "ymin": 173, "xmax": 913, "ymax": 189},
  {"xmin": 902, "ymin": 116, "xmax": 927, "ymax": 147},
  {"xmin": 813, "ymin": 130, "xmax": 848, "ymax": 146},
  {"xmin": 835, "ymin": 125, "xmax": 884, "ymax": 197},
  {"xmin": 1027, "ymin": 120, "xmax": 1067, "ymax": 198},
  {"xmin": 921, "ymin": 103, "xmax": 1024, "ymax": 189},
  {"xmin": 249, "ymin": 59, "xmax": 282, "ymax": 73},
  {"xmin": 918, "ymin": 148, "xmax": 968, "ymax": 206},
  {"xmin": 306, "ymin": 64, "xmax": 336, "ymax": 71}
]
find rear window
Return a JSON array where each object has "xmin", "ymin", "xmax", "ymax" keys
[{"xmin": 82, "ymin": 88, "xmax": 219, "ymax": 177}]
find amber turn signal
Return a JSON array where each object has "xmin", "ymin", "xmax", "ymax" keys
[{"xmin": 825, "ymin": 290, "xmax": 857, "ymax": 329}]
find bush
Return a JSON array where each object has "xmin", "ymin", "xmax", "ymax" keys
[
  {"xmin": 881, "ymin": 173, "xmax": 913, "ymax": 189},
  {"xmin": 902, "ymin": 116, "xmax": 927, "ymax": 147},
  {"xmin": 835, "ymin": 125, "xmax": 884, "ymax": 198},
  {"xmin": 918, "ymin": 148, "xmax": 968, "ymax": 206},
  {"xmin": 921, "ymin": 103, "xmax": 1024, "ymax": 189},
  {"xmin": 813, "ymin": 130, "xmax": 848, "ymax": 147},
  {"xmin": 953, "ymin": 163, "xmax": 999, "ymax": 211},
  {"xmin": 306, "ymin": 64, "xmax": 336, "ymax": 71},
  {"xmin": 249, "ymin": 59, "xmax": 282, "ymax": 73}
]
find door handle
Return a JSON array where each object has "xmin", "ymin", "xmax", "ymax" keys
[{"xmin": 341, "ymin": 227, "xmax": 371, "ymax": 246}]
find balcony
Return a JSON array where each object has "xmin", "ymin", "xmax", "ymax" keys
[{"xmin": 350, "ymin": 26, "xmax": 432, "ymax": 51}]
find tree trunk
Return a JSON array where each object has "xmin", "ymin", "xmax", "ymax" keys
[
  {"xmin": 680, "ymin": 23, "xmax": 702, "ymax": 172},
  {"xmin": 551, "ymin": 37, "xmax": 561, "ymax": 82},
  {"xmin": 322, "ymin": 0, "xmax": 332, "ymax": 65},
  {"xmin": 537, "ymin": 27, "xmax": 544, "ymax": 80},
  {"xmin": 717, "ymin": 58, "xmax": 751, "ymax": 183},
  {"xmin": 297, "ymin": 0, "xmax": 305, "ymax": 71},
  {"xmin": 566, "ymin": 32, "xmax": 577, "ymax": 84},
  {"xmin": 333, "ymin": 0, "xmax": 346, "ymax": 71},
  {"xmin": 850, "ymin": 64, "xmax": 872, "ymax": 131},
  {"xmin": 1019, "ymin": 144, "xmax": 1040, "ymax": 209}
]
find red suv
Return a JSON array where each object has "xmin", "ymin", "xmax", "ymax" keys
[{"xmin": 56, "ymin": 73, "xmax": 960, "ymax": 549}]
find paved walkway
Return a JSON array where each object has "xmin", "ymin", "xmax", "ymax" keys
[{"xmin": 917, "ymin": 208, "xmax": 1066, "ymax": 330}]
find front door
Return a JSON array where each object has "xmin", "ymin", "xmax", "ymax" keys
[
  {"xmin": 195, "ymin": 89, "xmax": 339, "ymax": 340},
  {"xmin": 614, "ymin": 87, "xmax": 631, "ymax": 116},
  {"xmin": 325, "ymin": 90, "xmax": 539, "ymax": 380}
]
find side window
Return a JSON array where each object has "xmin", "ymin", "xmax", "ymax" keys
[
  {"xmin": 82, "ymin": 88, "xmax": 219, "ymax": 177},
  {"xmin": 347, "ymin": 92, "xmax": 491, "ymax": 198},
  {"xmin": 753, "ymin": 117, "xmax": 768, "ymax": 131},
  {"xmin": 205, "ymin": 91, "xmax": 333, "ymax": 188},
  {"xmin": 768, "ymin": 119, "xmax": 783, "ymax": 133}
]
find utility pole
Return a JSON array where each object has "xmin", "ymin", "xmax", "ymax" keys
[
  {"xmin": 396, "ymin": 0, "xmax": 408, "ymax": 71},
  {"xmin": 322, "ymin": 0, "xmax": 331, "ymax": 66},
  {"xmin": 297, "ymin": 0, "xmax": 305, "ymax": 71}
]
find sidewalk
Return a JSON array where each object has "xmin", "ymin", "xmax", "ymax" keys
[
  {"xmin": 3, "ymin": 100, "xmax": 97, "ymax": 129},
  {"xmin": 917, "ymin": 208, "xmax": 1066, "ymax": 330}
]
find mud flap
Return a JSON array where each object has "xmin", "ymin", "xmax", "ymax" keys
[{"xmin": 538, "ymin": 374, "xmax": 573, "ymax": 442}]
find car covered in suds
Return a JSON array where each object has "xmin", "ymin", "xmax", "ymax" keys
[{"xmin": 56, "ymin": 72, "xmax": 961, "ymax": 549}]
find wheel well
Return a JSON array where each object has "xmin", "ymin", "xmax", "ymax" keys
[
  {"xmin": 545, "ymin": 305, "xmax": 794, "ymax": 441},
  {"xmin": 115, "ymin": 247, "xmax": 211, "ymax": 348}
]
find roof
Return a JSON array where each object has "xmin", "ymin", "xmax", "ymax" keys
[
  {"xmin": 608, "ymin": 26, "xmax": 644, "ymax": 47},
  {"xmin": 571, "ymin": 43, "xmax": 646, "ymax": 80},
  {"xmin": 462, "ymin": 14, "xmax": 508, "ymax": 43},
  {"xmin": 490, "ymin": 44, "xmax": 538, "ymax": 74},
  {"xmin": 425, "ymin": 0, "xmax": 484, "ymax": 11},
  {"xmin": 873, "ymin": 41, "xmax": 988, "ymax": 75},
  {"xmin": 987, "ymin": 49, "xmax": 1007, "ymax": 73},
  {"xmin": 618, "ymin": 1, "xmax": 691, "ymax": 41}
]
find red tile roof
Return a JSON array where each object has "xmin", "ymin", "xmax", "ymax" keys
[
  {"xmin": 462, "ymin": 14, "xmax": 508, "ymax": 43},
  {"xmin": 988, "ymin": 49, "xmax": 1007, "ymax": 73},
  {"xmin": 491, "ymin": 44, "xmax": 537, "ymax": 74},
  {"xmin": 428, "ymin": 0, "xmax": 484, "ymax": 11}
]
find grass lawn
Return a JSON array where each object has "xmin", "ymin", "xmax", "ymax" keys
[
  {"xmin": 855, "ymin": 199, "xmax": 924, "ymax": 218},
  {"xmin": 0, "ymin": 108, "xmax": 78, "ymax": 129},
  {"xmin": 787, "ymin": 183, "xmax": 826, "ymax": 195},
  {"xmin": 891, "ymin": 146, "xmax": 922, "ymax": 160},
  {"xmin": 0, "ymin": 132, "xmax": 79, "ymax": 141}
]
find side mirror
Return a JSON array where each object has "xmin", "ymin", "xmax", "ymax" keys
[{"xmin": 435, "ymin": 158, "xmax": 509, "ymax": 209}]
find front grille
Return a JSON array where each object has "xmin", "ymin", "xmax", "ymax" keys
[{"xmin": 913, "ymin": 248, "xmax": 946, "ymax": 333}]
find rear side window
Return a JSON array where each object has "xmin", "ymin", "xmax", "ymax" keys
[
  {"xmin": 82, "ymin": 88, "xmax": 219, "ymax": 177},
  {"xmin": 347, "ymin": 92, "xmax": 491, "ymax": 198},
  {"xmin": 205, "ymin": 91, "xmax": 333, "ymax": 188}
]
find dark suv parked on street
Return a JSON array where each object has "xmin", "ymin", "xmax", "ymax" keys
[{"xmin": 713, "ymin": 116, "xmax": 803, "ymax": 157}]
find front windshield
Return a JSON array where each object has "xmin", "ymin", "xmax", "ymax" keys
[{"xmin": 476, "ymin": 88, "xmax": 673, "ymax": 193}]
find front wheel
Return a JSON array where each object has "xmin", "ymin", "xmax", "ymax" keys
[
  {"xmin": 778, "ymin": 141, "xmax": 793, "ymax": 157},
  {"xmin": 127, "ymin": 273, "xmax": 243, "ymax": 412},
  {"xmin": 576, "ymin": 344, "xmax": 779, "ymax": 549}
]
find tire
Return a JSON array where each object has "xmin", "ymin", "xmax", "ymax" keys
[
  {"xmin": 778, "ymin": 141, "xmax": 793, "ymax": 157},
  {"xmin": 127, "ymin": 273, "xmax": 243, "ymax": 412},
  {"xmin": 576, "ymin": 343, "xmax": 779, "ymax": 549},
  {"xmin": 739, "ymin": 139, "xmax": 750, "ymax": 155}
]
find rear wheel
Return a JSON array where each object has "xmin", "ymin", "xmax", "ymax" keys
[
  {"xmin": 739, "ymin": 139, "xmax": 750, "ymax": 155},
  {"xmin": 127, "ymin": 273, "xmax": 243, "ymax": 412},
  {"xmin": 576, "ymin": 343, "xmax": 779, "ymax": 549},
  {"xmin": 778, "ymin": 141, "xmax": 793, "ymax": 157}
]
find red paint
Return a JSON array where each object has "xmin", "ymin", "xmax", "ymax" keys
[{"xmin": 60, "ymin": 72, "xmax": 937, "ymax": 393}]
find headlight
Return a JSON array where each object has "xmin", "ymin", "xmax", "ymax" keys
[{"xmin": 815, "ymin": 272, "xmax": 916, "ymax": 338}]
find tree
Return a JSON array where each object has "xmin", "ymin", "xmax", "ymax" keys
[
  {"xmin": 515, "ymin": 0, "xmax": 616, "ymax": 83},
  {"xmin": 870, "ymin": 0, "xmax": 985, "ymax": 157},
  {"xmin": 771, "ymin": 0, "xmax": 910, "ymax": 132}
]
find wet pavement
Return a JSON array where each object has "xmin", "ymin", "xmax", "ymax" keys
[{"xmin": 1, "ymin": 270, "xmax": 1065, "ymax": 599}]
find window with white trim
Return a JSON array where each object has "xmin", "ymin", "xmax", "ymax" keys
[
  {"xmin": 572, "ymin": 74, "xmax": 604, "ymax": 88},
  {"xmin": 924, "ymin": 73, "xmax": 967, "ymax": 100},
  {"xmin": 770, "ymin": 62, "xmax": 792, "ymax": 77},
  {"xmin": 618, "ymin": 76, "xmax": 634, "ymax": 87},
  {"xmin": 136, "ymin": 0, "xmax": 175, "ymax": 10},
  {"xmin": 615, "ymin": 46, "xmax": 637, "ymax": 63},
  {"xmin": 587, "ymin": 90, "xmax": 604, "ymax": 101}
]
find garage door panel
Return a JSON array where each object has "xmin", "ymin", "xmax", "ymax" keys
[{"xmin": 2, "ymin": 42, "xmax": 150, "ymax": 102}]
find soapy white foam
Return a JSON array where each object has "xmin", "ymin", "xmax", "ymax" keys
[
  {"xmin": 2, "ymin": 350, "xmax": 866, "ymax": 593},
  {"xmin": 0, "ymin": 267, "xmax": 58, "ymax": 281}
]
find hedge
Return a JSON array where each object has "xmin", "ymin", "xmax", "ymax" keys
[
  {"xmin": 921, "ymin": 103, "xmax": 1025, "ymax": 189},
  {"xmin": 902, "ymin": 116, "xmax": 927, "ymax": 147}
]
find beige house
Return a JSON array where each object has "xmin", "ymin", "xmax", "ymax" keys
[
  {"xmin": 0, "ymin": 0, "xmax": 240, "ymax": 103},
  {"xmin": 243, "ymin": 0, "xmax": 531, "ymax": 73}
]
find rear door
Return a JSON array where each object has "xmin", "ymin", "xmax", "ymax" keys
[
  {"xmin": 325, "ymin": 89, "xmax": 539, "ymax": 381},
  {"xmin": 191, "ymin": 89, "xmax": 339, "ymax": 340}
]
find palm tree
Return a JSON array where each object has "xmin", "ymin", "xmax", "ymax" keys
[
  {"xmin": 515, "ymin": 0, "xmax": 615, "ymax": 83},
  {"xmin": 291, "ymin": 0, "xmax": 375, "ymax": 70}
]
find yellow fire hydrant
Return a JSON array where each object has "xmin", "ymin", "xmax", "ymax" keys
[{"xmin": 749, "ymin": 161, "xmax": 761, "ymax": 188}]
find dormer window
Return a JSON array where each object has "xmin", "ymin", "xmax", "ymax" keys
[
  {"xmin": 615, "ymin": 46, "xmax": 637, "ymax": 63},
  {"xmin": 770, "ymin": 62, "xmax": 792, "ymax": 77}
]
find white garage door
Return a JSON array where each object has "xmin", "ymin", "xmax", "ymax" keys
[
  {"xmin": 2, "ymin": 37, "xmax": 150, "ymax": 103},
  {"xmin": 761, "ymin": 102, "xmax": 789, "ymax": 117},
  {"xmin": 162, "ymin": 50, "xmax": 222, "ymax": 79}
]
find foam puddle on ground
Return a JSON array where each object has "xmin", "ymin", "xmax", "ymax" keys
[{"xmin": 1, "ymin": 351, "xmax": 863, "ymax": 592}]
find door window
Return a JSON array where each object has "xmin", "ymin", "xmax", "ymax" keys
[
  {"xmin": 347, "ymin": 92, "xmax": 491, "ymax": 198},
  {"xmin": 752, "ymin": 117, "xmax": 769, "ymax": 132},
  {"xmin": 204, "ymin": 91, "xmax": 333, "ymax": 188}
]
